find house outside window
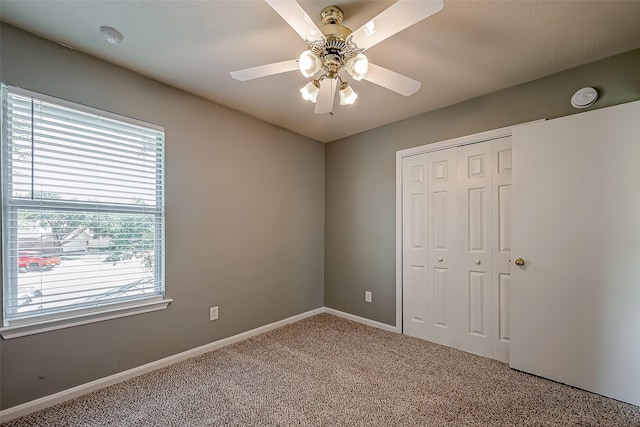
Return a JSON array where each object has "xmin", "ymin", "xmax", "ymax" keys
[{"xmin": 1, "ymin": 84, "xmax": 170, "ymax": 338}]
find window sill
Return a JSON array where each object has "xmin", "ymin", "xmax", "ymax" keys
[{"xmin": 0, "ymin": 298, "xmax": 173, "ymax": 339}]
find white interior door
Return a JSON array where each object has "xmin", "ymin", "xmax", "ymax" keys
[
  {"xmin": 427, "ymin": 148, "xmax": 459, "ymax": 347},
  {"xmin": 457, "ymin": 142, "xmax": 494, "ymax": 358},
  {"xmin": 511, "ymin": 101, "xmax": 640, "ymax": 406},
  {"xmin": 492, "ymin": 137, "xmax": 512, "ymax": 363},
  {"xmin": 402, "ymin": 154, "xmax": 428, "ymax": 340}
]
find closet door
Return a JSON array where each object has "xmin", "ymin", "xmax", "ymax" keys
[
  {"xmin": 402, "ymin": 154, "xmax": 428, "ymax": 340},
  {"xmin": 401, "ymin": 136, "xmax": 512, "ymax": 362},
  {"xmin": 426, "ymin": 148, "xmax": 459, "ymax": 348},
  {"xmin": 492, "ymin": 137, "xmax": 512, "ymax": 363},
  {"xmin": 458, "ymin": 142, "xmax": 494, "ymax": 358}
]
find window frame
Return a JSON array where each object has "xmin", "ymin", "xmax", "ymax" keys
[{"xmin": 0, "ymin": 84, "xmax": 171, "ymax": 339}]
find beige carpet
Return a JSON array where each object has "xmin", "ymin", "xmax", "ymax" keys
[{"xmin": 4, "ymin": 313, "xmax": 640, "ymax": 426}]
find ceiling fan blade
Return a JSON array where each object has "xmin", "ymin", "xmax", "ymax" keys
[
  {"xmin": 230, "ymin": 59, "xmax": 298, "ymax": 81},
  {"xmin": 265, "ymin": 0, "xmax": 323, "ymax": 42},
  {"xmin": 314, "ymin": 78, "xmax": 337, "ymax": 114},
  {"xmin": 364, "ymin": 63, "xmax": 422, "ymax": 96},
  {"xmin": 350, "ymin": 0, "xmax": 444, "ymax": 51}
]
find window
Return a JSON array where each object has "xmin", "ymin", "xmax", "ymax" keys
[{"xmin": 1, "ymin": 85, "xmax": 169, "ymax": 338}]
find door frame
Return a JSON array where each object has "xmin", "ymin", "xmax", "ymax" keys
[{"xmin": 394, "ymin": 121, "xmax": 541, "ymax": 333}]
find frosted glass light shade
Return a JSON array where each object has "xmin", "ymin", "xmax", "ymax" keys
[
  {"xmin": 345, "ymin": 53, "xmax": 368, "ymax": 81},
  {"xmin": 339, "ymin": 83, "xmax": 358, "ymax": 105},
  {"xmin": 299, "ymin": 50, "xmax": 321, "ymax": 78},
  {"xmin": 300, "ymin": 80, "xmax": 320, "ymax": 103}
]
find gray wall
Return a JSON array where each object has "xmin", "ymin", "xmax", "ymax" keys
[
  {"xmin": 325, "ymin": 48, "xmax": 640, "ymax": 326},
  {"xmin": 0, "ymin": 24, "xmax": 325, "ymax": 409}
]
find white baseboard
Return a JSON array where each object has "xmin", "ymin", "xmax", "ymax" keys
[
  {"xmin": 0, "ymin": 307, "xmax": 324, "ymax": 423},
  {"xmin": 0, "ymin": 306, "xmax": 398, "ymax": 422},
  {"xmin": 324, "ymin": 307, "xmax": 398, "ymax": 333}
]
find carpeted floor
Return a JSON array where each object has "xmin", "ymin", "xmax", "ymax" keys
[{"xmin": 4, "ymin": 313, "xmax": 640, "ymax": 426}]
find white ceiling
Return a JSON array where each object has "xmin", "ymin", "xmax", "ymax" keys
[{"xmin": 1, "ymin": 1, "xmax": 640, "ymax": 143}]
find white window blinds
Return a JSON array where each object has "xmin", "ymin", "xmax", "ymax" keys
[{"xmin": 2, "ymin": 85, "xmax": 165, "ymax": 327}]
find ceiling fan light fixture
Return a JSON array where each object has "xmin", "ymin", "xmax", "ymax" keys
[
  {"xmin": 300, "ymin": 80, "xmax": 321, "ymax": 103},
  {"xmin": 339, "ymin": 82, "xmax": 358, "ymax": 105},
  {"xmin": 298, "ymin": 50, "xmax": 321, "ymax": 78},
  {"xmin": 232, "ymin": 0, "xmax": 444, "ymax": 115},
  {"xmin": 345, "ymin": 53, "xmax": 369, "ymax": 81}
]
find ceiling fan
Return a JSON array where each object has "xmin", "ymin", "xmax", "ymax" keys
[{"xmin": 230, "ymin": 0, "xmax": 445, "ymax": 115}]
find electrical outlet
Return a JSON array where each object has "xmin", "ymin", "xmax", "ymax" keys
[
  {"xmin": 209, "ymin": 306, "xmax": 219, "ymax": 321},
  {"xmin": 365, "ymin": 291, "xmax": 372, "ymax": 303}
]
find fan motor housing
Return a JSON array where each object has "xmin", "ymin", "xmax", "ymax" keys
[
  {"xmin": 321, "ymin": 6, "xmax": 343, "ymax": 25},
  {"xmin": 320, "ymin": 6, "xmax": 351, "ymax": 42},
  {"xmin": 307, "ymin": 5, "xmax": 364, "ymax": 78},
  {"xmin": 321, "ymin": 24, "xmax": 352, "ymax": 41}
]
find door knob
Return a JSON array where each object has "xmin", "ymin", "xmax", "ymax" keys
[
  {"xmin": 514, "ymin": 257, "xmax": 525, "ymax": 266},
  {"xmin": 474, "ymin": 259, "xmax": 481, "ymax": 265},
  {"xmin": 437, "ymin": 257, "xmax": 443, "ymax": 262}
]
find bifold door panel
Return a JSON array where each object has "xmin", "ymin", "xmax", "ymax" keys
[
  {"xmin": 402, "ymin": 154, "xmax": 428, "ymax": 340},
  {"xmin": 427, "ymin": 148, "xmax": 458, "ymax": 348},
  {"xmin": 458, "ymin": 143, "xmax": 494, "ymax": 358},
  {"xmin": 492, "ymin": 137, "xmax": 512, "ymax": 362}
]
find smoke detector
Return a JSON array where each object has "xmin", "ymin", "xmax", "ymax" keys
[
  {"xmin": 571, "ymin": 87, "xmax": 598, "ymax": 109},
  {"xmin": 99, "ymin": 26, "xmax": 123, "ymax": 44}
]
